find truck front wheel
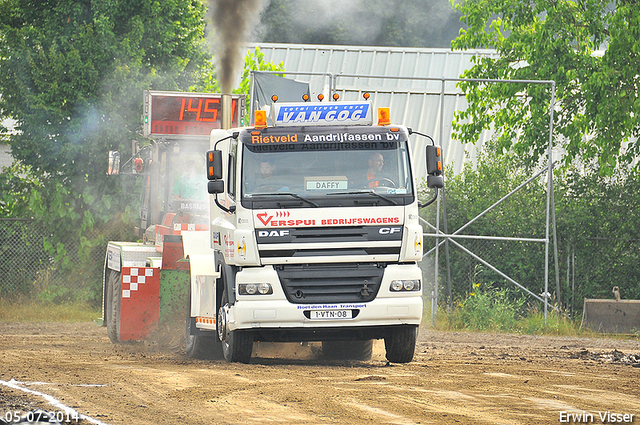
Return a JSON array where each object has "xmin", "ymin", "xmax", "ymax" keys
[
  {"xmin": 384, "ymin": 325, "xmax": 418, "ymax": 363},
  {"xmin": 218, "ymin": 288, "xmax": 253, "ymax": 363},
  {"xmin": 185, "ymin": 283, "xmax": 223, "ymax": 360}
]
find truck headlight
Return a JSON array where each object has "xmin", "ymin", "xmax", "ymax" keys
[
  {"xmin": 239, "ymin": 283, "xmax": 273, "ymax": 295},
  {"xmin": 391, "ymin": 281, "xmax": 403, "ymax": 291},
  {"xmin": 258, "ymin": 282, "xmax": 272, "ymax": 294},
  {"xmin": 403, "ymin": 280, "xmax": 418, "ymax": 291},
  {"xmin": 390, "ymin": 280, "xmax": 421, "ymax": 292}
]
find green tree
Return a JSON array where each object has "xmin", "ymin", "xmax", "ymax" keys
[
  {"xmin": 451, "ymin": 0, "xmax": 640, "ymax": 172},
  {"xmin": 0, "ymin": 0, "xmax": 210, "ymax": 301},
  {"xmin": 422, "ymin": 153, "xmax": 640, "ymax": 313},
  {"xmin": 0, "ymin": 0, "xmax": 209, "ymax": 179},
  {"xmin": 422, "ymin": 153, "xmax": 548, "ymax": 302}
]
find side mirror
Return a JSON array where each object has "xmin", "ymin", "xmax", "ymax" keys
[
  {"xmin": 206, "ymin": 150, "xmax": 223, "ymax": 180},
  {"xmin": 206, "ymin": 147, "xmax": 235, "ymax": 214},
  {"xmin": 427, "ymin": 175, "xmax": 444, "ymax": 189},
  {"xmin": 426, "ymin": 145, "xmax": 444, "ymax": 189},
  {"xmin": 208, "ymin": 180, "xmax": 224, "ymax": 194},
  {"xmin": 107, "ymin": 151, "xmax": 120, "ymax": 175}
]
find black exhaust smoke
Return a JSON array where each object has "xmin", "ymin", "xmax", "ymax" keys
[{"xmin": 209, "ymin": 0, "xmax": 264, "ymax": 95}]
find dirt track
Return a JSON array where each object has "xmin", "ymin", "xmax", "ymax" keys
[{"xmin": 1, "ymin": 322, "xmax": 639, "ymax": 425}]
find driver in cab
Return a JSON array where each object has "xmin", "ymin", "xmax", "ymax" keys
[
  {"xmin": 248, "ymin": 159, "xmax": 290, "ymax": 193},
  {"xmin": 367, "ymin": 152, "xmax": 385, "ymax": 188}
]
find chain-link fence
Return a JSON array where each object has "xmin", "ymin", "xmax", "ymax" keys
[
  {"xmin": 420, "ymin": 232, "xmax": 640, "ymax": 319},
  {"xmin": 0, "ymin": 218, "xmax": 106, "ymax": 303},
  {"xmin": 1, "ymin": 219, "xmax": 50, "ymax": 296},
  {"xmin": 418, "ymin": 155, "xmax": 640, "ymax": 321},
  {"xmin": 563, "ymin": 236, "xmax": 640, "ymax": 315}
]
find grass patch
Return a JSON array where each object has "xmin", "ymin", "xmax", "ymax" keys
[
  {"xmin": 517, "ymin": 309, "xmax": 584, "ymax": 336},
  {"xmin": 427, "ymin": 304, "xmax": 586, "ymax": 336},
  {"xmin": 423, "ymin": 284, "xmax": 588, "ymax": 337},
  {"xmin": 0, "ymin": 298, "xmax": 101, "ymax": 322}
]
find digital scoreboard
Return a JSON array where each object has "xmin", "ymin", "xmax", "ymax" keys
[{"xmin": 143, "ymin": 91, "xmax": 246, "ymax": 137}]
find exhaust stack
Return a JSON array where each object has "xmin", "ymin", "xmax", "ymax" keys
[{"xmin": 222, "ymin": 94, "xmax": 232, "ymax": 130}]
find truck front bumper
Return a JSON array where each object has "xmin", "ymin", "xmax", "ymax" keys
[{"xmin": 228, "ymin": 264, "xmax": 423, "ymax": 340}]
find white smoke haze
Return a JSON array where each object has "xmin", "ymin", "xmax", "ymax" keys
[
  {"xmin": 255, "ymin": 0, "xmax": 463, "ymax": 48},
  {"xmin": 208, "ymin": 0, "xmax": 268, "ymax": 94},
  {"xmin": 298, "ymin": 0, "xmax": 368, "ymax": 27},
  {"xmin": 287, "ymin": 0, "xmax": 385, "ymax": 43}
]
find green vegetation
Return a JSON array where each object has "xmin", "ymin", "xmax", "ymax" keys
[
  {"xmin": 0, "ymin": 0, "xmax": 210, "ymax": 304},
  {"xmin": 0, "ymin": 298, "xmax": 101, "ymax": 322},
  {"xmin": 424, "ymin": 285, "xmax": 586, "ymax": 337},
  {"xmin": 420, "ymin": 150, "xmax": 640, "ymax": 317},
  {"xmin": 0, "ymin": 0, "xmax": 283, "ymax": 305},
  {"xmin": 424, "ymin": 0, "xmax": 640, "ymax": 319},
  {"xmin": 451, "ymin": 283, "xmax": 525, "ymax": 333},
  {"xmin": 452, "ymin": 0, "xmax": 640, "ymax": 173}
]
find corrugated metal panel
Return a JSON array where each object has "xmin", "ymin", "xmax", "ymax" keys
[
  {"xmin": 248, "ymin": 42, "xmax": 499, "ymax": 177},
  {"xmin": 0, "ymin": 144, "xmax": 12, "ymax": 169},
  {"xmin": 0, "ymin": 116, "xmax": 17, "ymax": 168}
]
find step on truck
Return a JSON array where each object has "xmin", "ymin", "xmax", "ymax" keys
[{"xmin": 186, "ymin": 96, "xmax": 444, "ymax": 363}]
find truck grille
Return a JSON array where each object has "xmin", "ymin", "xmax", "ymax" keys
[
  {"xmin": 256, "ymin": 225, "xmax": 402, "ymax": 263},
  {"xmin": 275, "ymin": 263, "xmax": 384, "ymax": 304}
]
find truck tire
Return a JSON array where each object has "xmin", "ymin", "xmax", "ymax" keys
[
  {"xmin": 218, "ymin": 287, "xmax": 253, "ymax": 363},
  {"xmin": 322, "ymin": 340, "xmax": 373, "ymax": 361},
  {"xmin": 185, "ymin": 283, "xmax": 223, "ymax": 360},
  {"xmin": 384, "ymin": 325, "xmax": 418, "ymax": 363},
  {"xmin": 105, "ymin": 270, "xmax": 121, "ymax": 344}
]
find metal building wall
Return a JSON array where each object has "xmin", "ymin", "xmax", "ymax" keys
[
  {"xmin": 0, "ymin": 144, "xmax": 12, "ymax": 169},
  {"xmin": 248, "ymin": 42, "xmax": 499, "ymax": 177}
]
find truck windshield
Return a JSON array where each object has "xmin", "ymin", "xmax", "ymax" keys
[{"xmin": 240, "ymin": 126, "xmax": 415, "ymax": 209}]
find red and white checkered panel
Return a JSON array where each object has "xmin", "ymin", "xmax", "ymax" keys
[
  {"xmin": 121, "ymin": 267, "xmax": 155, "ymax": 298},
  {"xmin": 119, "ymin": 267, "xmax": 160, "ymax": 340}
]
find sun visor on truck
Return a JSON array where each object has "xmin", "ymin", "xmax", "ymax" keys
[
  {"xmin": 270, "ymin": 101, "xmax": 373, "ymax": 127},
  {"xmin": 239, "ymin": 123, "xmax": 409, "ymax": 149},
  {"xmin": 251, "ymin": 72, "xmax": 310, "ymax": 125}
]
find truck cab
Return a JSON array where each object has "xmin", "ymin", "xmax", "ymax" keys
[{"xmin": 186, "ymin": 99, "xmax": 443, "ymax": 363}]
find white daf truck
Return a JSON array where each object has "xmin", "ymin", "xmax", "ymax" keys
[{"xmin": 185, "ymin": 98, "xmax": 443, "ymax": 363}]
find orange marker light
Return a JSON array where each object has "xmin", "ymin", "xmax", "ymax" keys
[
  {"xmin": 317, "ymin": 94, "xmax": 324, "ymax": 101},
  {"xmin": 378, "ymin": 107, "xmax": 391, "ymax": 126},
  {"xmin": 254, "ymin": 110, "xmax": 267, "ymax": 129},
  {"xmin": 363, "ymin": 92, "xmax": 370, "ymax": 100},
  {"xmin": 271, "ymin": 94, "xmax": 278, "ymax": 102},
  {"xmin": 332, "ymin": 93, "xmax": 340, "ymax": 101},
  {"xmin": 302, "ymin": 94, "xmax": 310, "ymax": 101}
]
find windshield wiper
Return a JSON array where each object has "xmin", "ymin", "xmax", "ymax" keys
[
  {"xmin": 251, "ymin": 192, "xmax": 319, "ymax": 207},
  {"xmin": 328, "ymin": 190, "xmax": 397, "ymax": 205}
]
